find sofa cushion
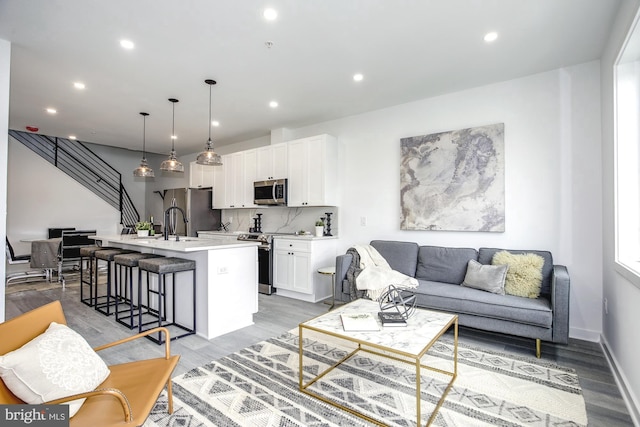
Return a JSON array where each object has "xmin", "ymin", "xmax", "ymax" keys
[
  {"xmin": 478, "ymin": 248, "xmax": 553, "ymax": 295},
  {"xmin": 492, "ymin": 251, "xmax": 545, "ymax": 298},
  {"xmin": 414, "ymin": 280, "xmax": 552, "ymax": 327},
  {"xmin": 370, "ymin": 240, "xmax": 419, "ymax": 277},
  {"xmin": 415, "ymin": 246, "xmax": 478, "ymax": 284},
  {"xmin": 461, "ymin": 260, "xmax": 508, "ymax": 295}
]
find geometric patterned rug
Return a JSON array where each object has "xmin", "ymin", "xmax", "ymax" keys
[{"xmin": 143, "ymin": 330, "xmax": 587, "ymax": 427}]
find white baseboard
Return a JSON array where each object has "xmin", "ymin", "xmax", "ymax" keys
[
  {"xmin": 569, "ymin": 326, "xmax": 601, "ymax": 342},
  {"xmin": 601, "ymin": 335, "xmax": 640, "ymax": 427}
]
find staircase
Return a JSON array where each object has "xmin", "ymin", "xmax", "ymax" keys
[{"xmin": 9, "ymin": 130, "xmax": 140, "ymax": 227}]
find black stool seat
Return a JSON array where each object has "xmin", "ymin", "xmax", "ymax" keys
[
  {"xmin": 114, "ymin": 252, "xmax": 160, "ymax": 267},
  {"xmin": 138, "ymin": 257, "xmax": 196, "ymax": 274},
  {"xmin": 137, "ymin": 256, "xmax": 196, "ymax": 344},
  {"xmin": 80, "ymin": 246, "xmax": 112, "ymax": 257},
  {"xmin": 95, "ymin": 248, "xmax": 136, "ymax": 262},
  {"xmin": 113, "ymin": 252, "xmax": 162, "ymax": 329}
]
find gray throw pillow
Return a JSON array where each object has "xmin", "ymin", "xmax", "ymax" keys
[{"xmin": 461, "ymin": 260, "xmax": 508, "ymax": 295}]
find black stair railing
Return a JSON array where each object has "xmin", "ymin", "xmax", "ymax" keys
[{"xmin": 9, "ymin": 130, "xmax": 140, "ymax": 227}]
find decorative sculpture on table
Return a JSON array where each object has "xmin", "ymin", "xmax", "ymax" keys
[
  {"xmin": 378, "ymin": 285, "xmax": 417, "ymax": 320},
  {"xmin": 324, "ymin": 212, "xmax": 333, "ymax": 236}
]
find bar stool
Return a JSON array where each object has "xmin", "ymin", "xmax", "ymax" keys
[
  {"xmin": 94, "ymin": 248, "xmax": 137, "ymax": 316},
  {"xmin": 137, "ymin": 257, "xmax": 196, "ymax": 344},
  {"xmin": 113, "ymin": 252, "xmax": 162, "ymax": 329},
  {"xmin": 79, "ymin": 245, "xmax": 116, "ymax": 308}
]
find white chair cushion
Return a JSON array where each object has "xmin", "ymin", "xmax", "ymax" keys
[{"xmin": 0, "ymin": 322, "xmax": 110, "ymax": 417}]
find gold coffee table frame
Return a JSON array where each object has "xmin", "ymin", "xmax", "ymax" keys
[{"xmin": 299, "ymin": 299, "xmax": 458, "ymax": 426}]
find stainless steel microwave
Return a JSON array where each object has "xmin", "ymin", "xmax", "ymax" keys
[{"xmin": 254, "ymin": 179, "xmax": 287, "ymax": 205}]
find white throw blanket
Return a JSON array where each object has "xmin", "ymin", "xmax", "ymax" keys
[{"xmin": 353, "ymin": 244, "xmax": 418, "ymax": 300}]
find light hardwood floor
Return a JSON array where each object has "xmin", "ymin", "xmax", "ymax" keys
[{"xmin": 4, "ymin": 284, "xmax": 635, "ymax": 427}]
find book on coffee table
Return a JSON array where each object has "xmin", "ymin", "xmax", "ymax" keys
[
  {"xmin": 340, "ymin": 313, "xmax": 380, "ymax": 331},
  {"xmin": 378, "ymin": 311, "xmax": 408, "ymax": 327}
]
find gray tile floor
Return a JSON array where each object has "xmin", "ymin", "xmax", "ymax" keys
[{"xmin": 4, "ymin": 284, "xmax": 635, "ymax": 426}]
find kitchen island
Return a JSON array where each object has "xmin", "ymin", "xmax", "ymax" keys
[{"xmin": 91, "ymin": 234, "xmax": 260, "ymax": 340}]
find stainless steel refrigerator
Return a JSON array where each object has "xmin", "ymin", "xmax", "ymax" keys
[{"xmin": 162, "ymin": 188, "xmax": 221, "ymax": 237}]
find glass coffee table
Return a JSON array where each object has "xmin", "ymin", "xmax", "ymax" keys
[{"xmin": 299, "ymin": 298, "xmax": 458, "ymax": 426}]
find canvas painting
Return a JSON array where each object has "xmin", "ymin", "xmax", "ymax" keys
[{"xmin": 400, "ymin": 123, "xmax": 505, "ymax": 232}]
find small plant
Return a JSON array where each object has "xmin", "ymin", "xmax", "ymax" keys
[
  {"xmin": 135, "ymin": 221, "xmax": 152, "ymax": 231},
  {"xmin": 315, "ymin": 220, "xmax": 324, "ymax": 227}
]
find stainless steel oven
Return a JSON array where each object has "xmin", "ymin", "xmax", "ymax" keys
[{"xmin": 237, "ymin": 233, "xmax": 274, "ymax": 295}]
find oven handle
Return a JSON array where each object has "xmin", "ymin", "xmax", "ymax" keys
[{"xmin": 272, "ymin": 182, "xmax": 277, "ymax": 204}]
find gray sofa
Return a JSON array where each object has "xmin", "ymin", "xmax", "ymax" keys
[{"xmin": 335, "ymin": 240, "xmax": 570, "ymax": 357}]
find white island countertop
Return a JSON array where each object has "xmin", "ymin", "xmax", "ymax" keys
[{"xmin": 91, "ymin": 234, "xmax": 260, "ymax": 252}]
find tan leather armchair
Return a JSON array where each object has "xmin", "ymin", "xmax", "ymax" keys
[{"xmin": 0, "ymin": 301, "xmax": 180, "ymax": 426}]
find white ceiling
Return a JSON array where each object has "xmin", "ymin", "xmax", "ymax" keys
[{"xmin": 0, "ymin": 0, "xmax": 621, "ymax": 155}]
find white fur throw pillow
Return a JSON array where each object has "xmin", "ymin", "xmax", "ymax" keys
[
  {"xmin": 0, "ymin": 322, "xmax": 110, "ymax": 417},
  {"xmin": 492, "ymin": 251, "xmax": 545, "ymax": 298}
]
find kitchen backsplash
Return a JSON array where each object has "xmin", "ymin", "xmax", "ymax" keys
[{"xmin": 220, "ymin": 207, "xmax": 339, "ymax": 236}]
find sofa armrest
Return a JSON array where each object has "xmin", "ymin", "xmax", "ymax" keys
[
  {"xmin": 551, "ymin": 265, "xmax": 570, "ymax": 344},
  {"xmin": 335, "ymin": 254, "xmax": 353, "ymax": 302}
]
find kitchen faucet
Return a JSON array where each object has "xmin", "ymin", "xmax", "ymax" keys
[{"xmin": 164, "ymin": 206, "xmax": 188, "ymax": 241}]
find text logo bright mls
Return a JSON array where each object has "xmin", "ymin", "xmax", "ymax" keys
[{"xmin": 1, "ymin": 405, "xmax": 68, "ymax": 426}]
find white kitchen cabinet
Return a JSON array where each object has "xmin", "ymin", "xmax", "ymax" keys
[
  {"xmin": 273, "ymin": 237, "xmax": 337, "ymax": 302},
  {"xmin": 189, "ymin": 161, "xmax": 214, "ymax": 188},
  {"xmin": 212, "ymin": 156, "xmax": 225, "ymax": 208},
  {"xmin": 256, "ymin": 143, "xmax": 288, "ymax": 180},
  {"xmin": 242, "ymin": 149, "xmax": 258, "ymax": 208},
  {"xmin": 214, "ymin": 151, "xmax": 256, "ymax": 208},
  {"xmin": 287, "ymin": 134, "xmax": 338, "ymax": 207}
]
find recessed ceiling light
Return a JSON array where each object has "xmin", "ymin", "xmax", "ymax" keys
[
  {"xmin": 120, "ymin": 39, "xmax": 135, "ymax": 50},
  {"xmin": 73, "ymin": 82, "xmax": 85, "ymax": 90},
  {"xmin": 263, "ymin": 8, "xmax": 278, "ymax": 20},
  {"xmin": 269, "ymin": 101, "xmax": 278, "ymax": 108},
  {"xmin": 46, "ymin": 108, "xmax": 57, "ymax": 114},
  {"xmin": 68, "ymin": 135, "xmax": 76, "ymax": 140},
  {"xmin": 484, "ymin": 32, "xmax": 498, "ymax": 43},
  {"xmin": 171, "ymin": 135, "xmax": 177, "ymax": 140},
  {"xmin": 211, "ymin": 120, "xmax": 220, "ymax": 127},
  {"xmin": 353, "ymin": 73, "xmax": 364, "ymax": 82}
]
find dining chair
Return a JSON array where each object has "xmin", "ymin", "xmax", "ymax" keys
[
  {"xmin": 57, "ymin": 230, "xmax": 97, "ymax": 288},
  {"xmin": 48, "ymin": 227, "xmax": 76, "ymax": 239},
  {"xmin": 5, "ymin": 238, "xmax": 48, "ymax": 284}
]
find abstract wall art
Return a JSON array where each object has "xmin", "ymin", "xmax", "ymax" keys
[{"xmin": 400, "ymin": 123, "xmax": 505, "ymax": 232}]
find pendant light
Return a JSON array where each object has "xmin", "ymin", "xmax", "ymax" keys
[
  {"xmin": 196, "ymin": 79, "xmax": 223, "ymax": 166},
  {"xmin": 133, "ymin": 112, "xmax": 155, "ymax": 177},
  {"xmin": 160, "ymin": 98, "xmax": 184, "ymax": 172}
]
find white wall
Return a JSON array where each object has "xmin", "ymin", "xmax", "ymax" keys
[
  {"xmin": 601, "ymin": 0, "xmax": 640, "ymax": 424},
  {"xmin": 6, "ymin": 139, "xmax": 121, "ymax": 253},
  {"xmin": 269, "ymin": 63, "xmax": 602, "ymax": 341},
  {"xmin": 0, "ymin": 39, "xmax": 10, "ymax": 322}
]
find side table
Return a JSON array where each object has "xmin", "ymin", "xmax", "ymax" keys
[{"xmin": 317, "ymin": 266, "xmax": 337, "ymax": 310}]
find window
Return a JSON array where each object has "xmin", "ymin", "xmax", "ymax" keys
[{"xmin": 615, "ymin": 12, "xmax": 640, "ymax": 287}]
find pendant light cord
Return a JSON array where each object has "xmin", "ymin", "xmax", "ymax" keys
[
  {"xmin": 142, "ymin": 114, "xmax": 146, "ymax": 157},
  {"xmin": 168, "ymin": 98, "xmax": 179, "ymax": 152},
  {"xmin": 171, "ymin": 101, "xmax": 176, "ymax": 150},
  {"xmin": 208, "ymin": 83, "xmax": 212, "ymax": 141}
]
